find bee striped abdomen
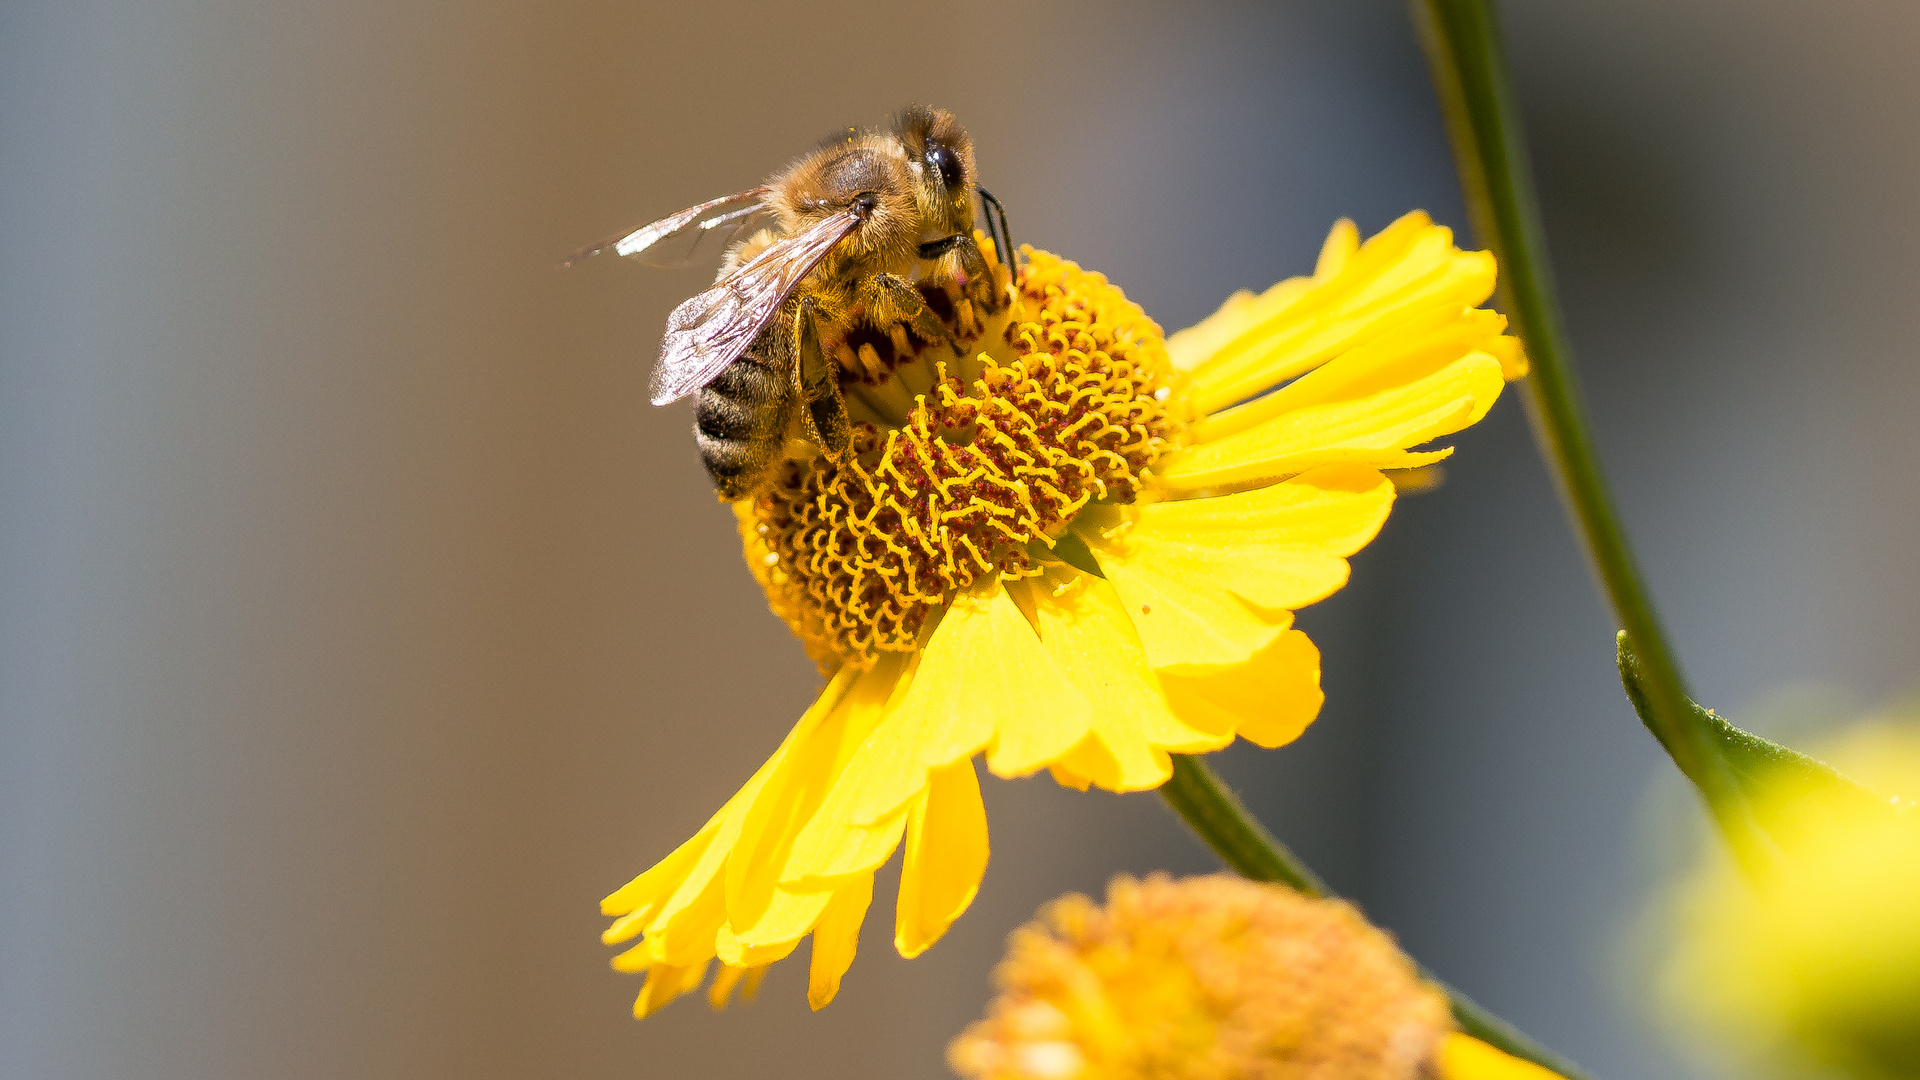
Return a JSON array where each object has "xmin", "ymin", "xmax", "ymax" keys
[{"xmin": 694, "ymin": 333, "xmax": 795, "ymax": 500}]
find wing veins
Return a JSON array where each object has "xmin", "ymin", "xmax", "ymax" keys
[
  {"xmin": 649, "ymin": 211, "xmax": 862, "ymax": 406},
  {"xmin": 560, "ymin": 187, "xmax": 770, "ymax": 268}
]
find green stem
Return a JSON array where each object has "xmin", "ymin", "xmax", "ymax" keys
[
  {"xmin": 1161, "ymin": 754, "xmax": 1328, "ymax": 894},
  {"xmin": 1161, "ymin": 756, "xmax": 1595, "ymax": 1080},
  {"xmin": 1408, "ymin": 0, "xmax": 1751, "ymax": 839}
]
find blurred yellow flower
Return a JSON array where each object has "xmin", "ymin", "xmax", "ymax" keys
[
  {"xmin": 949, "ymin": 873, "xmax": 1562, "ymax": 1080},
  {"xmin": 1658, "ymin": 720, "xmax": 1920, "ymax": 1079},
  {"xmin": 604, "ymin": 214, "xmax": 1525, "ymax": 1017}
]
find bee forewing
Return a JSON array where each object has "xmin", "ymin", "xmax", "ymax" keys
[
  {"xmin": 649, "ymin": 210, "xmax": 863, "ymax": 406},
  {"xmin": 560, "ymin": 187, "xmax": 769, "ymax": 268}
]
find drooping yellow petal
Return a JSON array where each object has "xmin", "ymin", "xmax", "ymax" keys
[
  {"xmin": 599, "ymin": 818, "xmax": 722, "ymax": 940},
  {"xmin": 707, "ymin": 963, "xmax": 748, "ymax": 1009},
  {"xmin": 1179, "ymin": 213, "xmax": 1498, "ymax": 415},
  {"xmin": 601, "ymin": 667, "xmax": 861, "ymax": 952},
  {"xmin": 634, "ymin": 960, "xmax": 710, "ymax": 1020},
  {"xmin": 724, "ymin": 657, "xmax": 903, "ymax": 940},
  {"xmin": 895, "ymin": 758, "xmax": 991, "ymax": 959},
  {"xmin": 781, "ymin": 806, "xmax": 908, "ymax": 889},
  {"xmin": 724, "ymin": 888, "xmax": 832, "ymax": 956},
  {"xmin": 1158, "ymin": 629, "xmax": 1324, "ymax": 750},
  {"xmin": 807, "ymin": 873, "xmax": 876, "ymax": 1010},
  {"xmin": 603, "ymin": 780, "xmax": 762, "ymax": 964},
  {"xmin": 1155, "ymin": 353, "xmax": 1502, "ymax": 493},
  {"xmin": 837, "ymin": 584, "xmax": 1090, "ymax": 828},
  {"xmin": 609, "ymin": 941, "xmax": 651, "ymax": 974},
  {"xmin": 1012, "ymin": 567, "xmax": 1230, "ymax": 792},
  {"xmin": 1085, "ymin": 467, "xmax": 1395, "ymax": 669}
]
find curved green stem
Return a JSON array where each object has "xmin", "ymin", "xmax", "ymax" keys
[
  {"xmin": 1162, "ymin": 756, "xmax": 1595, "ymax": 1080},
  {"xmin": 1408, "ymin": 0, "xmax": 1752, "ymax": 844}
]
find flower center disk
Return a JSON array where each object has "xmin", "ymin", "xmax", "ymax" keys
[{"xmin": 741, "ymin": 251, "xmax": 1184, "ymax": 671}]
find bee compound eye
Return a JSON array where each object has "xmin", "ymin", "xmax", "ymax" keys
[{"xmin": 925, "ymin": 144, "xmax": 963, "ymax": 190}]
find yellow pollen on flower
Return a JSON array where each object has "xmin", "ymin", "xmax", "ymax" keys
[
  {"xmin": 745, "ymin": 248, "xmax": 1182, "ymax": 671},
  {"xmin": 947, "ymin": 874, "xmax": 1454, "ymax": 1080}
]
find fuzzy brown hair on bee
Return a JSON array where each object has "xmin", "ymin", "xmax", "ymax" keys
[{"xmin": 567, "ymin": 106, "xmax": 1013, "ymax": 500}]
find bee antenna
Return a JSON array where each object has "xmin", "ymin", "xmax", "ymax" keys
[
  {"xmin": 976, "ymin": 187, "xmax": 1017, "ymax": 271},
  {"xmin": 976, "ymin": 193, "xmax": 1004, "ymax": 270}
]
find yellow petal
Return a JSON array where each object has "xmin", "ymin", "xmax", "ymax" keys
[
  {"xmin": 724, "ymin": 886, "xmax": 830, "ymax": 955},
  {"xmin": 1192, "ymin": 305, "xmax": 1508, "ymax": 443},
  {"xmin": 707, "ymin": 963, "xmax": 748, "ymax": 1009},
  {"xmin": 839, "ymin": 584, "xmax": 1089, "ymax": 826},
  {"xmin": 1085, "ymin": 539, "xmax": 1290, "ymax": 672},
  {"xmin": 1048, "ymin": 761, "xmax": 1093, "ymax": 792},
  {"xmin": 1014, "ymin": 567, "xmax": 1230, "ymax": 792},
  {"xmin": 1314, "ymin": 217, "xmax": 1361, "ymax": 279},
  {"xmin": 1484, "ymin": 333, "xmax": 1529, "ymax": 379},
  {"xmin": 634, "ymin": 960, "xmax": 709, "ymax": 1020},
  {"xmin": 1159, "ymin": 628, "xmax": 1324, "ymax": 749},
  {"xmin": 807, "ymin": 873, "xmax": 876, "ymax": 1010},
  {"xmin": 895, "ymin": 758, "xmax": 990, "ymax": 959},
  {"xmin": 782, "ymin": 807, "xmax": 907, "ymax": 888},
  {"xmin": 609, "ymin": 942, "xmax": 651, "ymax": 974},
  {"xmin": 599, "ymin": 818, "xmax": 721, "ymax": 937},
  {"xmin": 601, "ymin": 665, "xmax": 869, "ymax": 1001},
  {"xmin": 1085, "ymin": 466, "xmax": 1395, "ymax": 668},
  {"xmin": 600, "ymin": 668, "xmax": 848, "ymax": 936},
  {"xmin": 603, "ymin": 756, "xmax": 783, "ymax": 959},
  {"xmin": 738, "ymin": 965, "xmax": 768, "ymax": 1003},
  {"xmin": 1182, "ymin": 213, "xmax": 1498, "ymax": 414},
  {"xmin": 1155, "ymin": 353, "xmax": 1503, "ymax": 492},
  {"xmin": 724, "ymin": 659, "xmax": 901, "ymax": 939},
  {"xmin": 1165, "ymin": 214, "xmax": 1424, "ymax": 378},
  {"xmin": 1437, "ymin": 1034, "xmax": 1569, "ymax": 1080}
]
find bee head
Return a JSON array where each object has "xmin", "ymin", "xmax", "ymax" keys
[
  {"xmin": 893, "ymin": 105, "xmax": 977, "ymax": 238},
  {"xmin": 766, "ymin": 107, "xmax": 978, "ymax": 267}
]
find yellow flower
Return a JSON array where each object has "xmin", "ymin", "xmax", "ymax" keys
[
  {"xmin": 948, "ymin": 874, "xmax": 1563, "ymax": 1080},
  {"xmin": 603, "ymin": 213, "xmax": 1525, "ymax": 1017},
  {"xmin": 1657, "ymin": 721, "xmax": 1920, "ymax": 1079}
]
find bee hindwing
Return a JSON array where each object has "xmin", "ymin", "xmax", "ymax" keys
[{"xmin": 560, "ymin": 187, "xmax": 770, "ymax": 268}]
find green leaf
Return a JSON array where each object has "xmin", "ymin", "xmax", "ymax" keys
[{"xmin": 1616, "ymin": 633, "xmax": 1881, "ymax": 812}]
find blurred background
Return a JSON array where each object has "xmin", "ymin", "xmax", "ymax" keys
[{"xmin": 6, "ymin": 1, "xmax": 1920, "ymax": 1077}]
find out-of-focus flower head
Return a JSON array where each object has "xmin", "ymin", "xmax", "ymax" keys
[
  {"xmin": 949, "ymin": 874, "xmax": 1563, "ymax": 1080},
  {"xmin": 1656, "ymin": 718, "xmax": 1920, "ymax": 1079},
  {"xmin": 604, "ymin": 216, "xmax": 1526, "ymax": 1016}
]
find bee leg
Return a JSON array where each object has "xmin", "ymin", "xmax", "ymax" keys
[
  {"xmin": 871, "ymin": 272, "xmax": 961, "ymax": 356},
  {"xmin": 793, "ymin": 298, "xmax": 851, "ymax": 464},
  {"xmin": 916, "ymin": 233, "xmax": 1003, "ymax": 314}
]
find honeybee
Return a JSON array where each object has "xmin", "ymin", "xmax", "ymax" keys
[{"xmin": 570, "ymin": 105, "xmax": 1015, "ymax": 499}]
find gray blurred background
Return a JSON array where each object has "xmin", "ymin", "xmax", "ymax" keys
[{"xmin": 6, "ymin": 1, "xmax": 1919, "ymax": 1077}]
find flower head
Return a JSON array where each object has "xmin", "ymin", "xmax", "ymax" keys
[
  {"xmin": 949, "ymin": 874, "xmax": 1557, "ymax": 1080},
  {"xmin": 1657, "ymin": 720, "xmax": 1920, "ymax": 1079},
  {"xmin": 604, "ymin": 213, "xmax": 1525, "ymax": 1016}
]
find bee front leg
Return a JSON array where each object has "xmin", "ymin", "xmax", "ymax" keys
[
  {"xmin": 869, "ymin": 273, "xmax": 961, "ymax": 356},
  {"xmin": 793, "ymin": 298, "xmax": 851, "ymax": 464},
  {"xmin": 917, "ymin": 233, "xmax": 1006, "ymax": 317}
]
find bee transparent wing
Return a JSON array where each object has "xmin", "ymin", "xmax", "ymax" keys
[
  {"xmin": 560, "ymin": 187, "xmax": 771, "ymax": 268},
  {"xmin": 649, "ymin": 210, "xmax": 862, "ymax": 406}
]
